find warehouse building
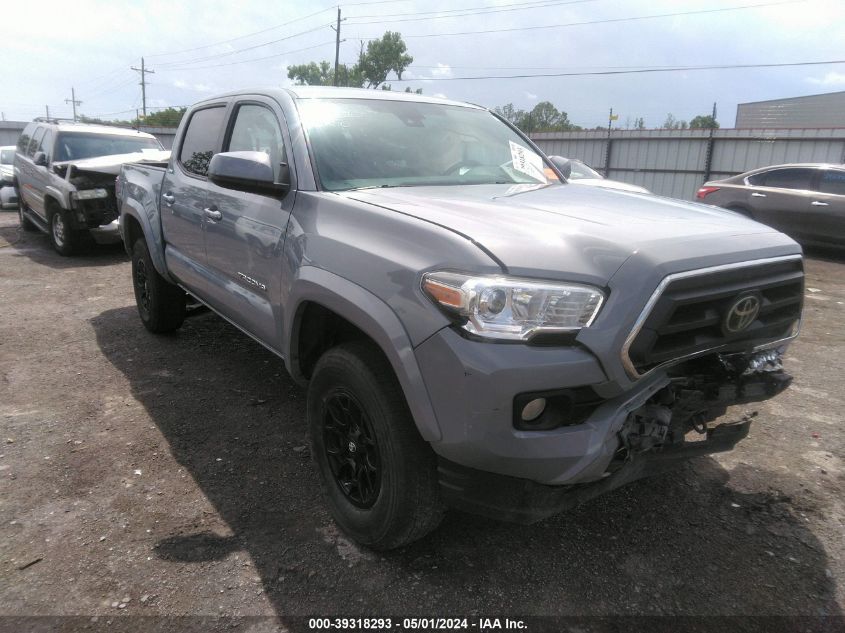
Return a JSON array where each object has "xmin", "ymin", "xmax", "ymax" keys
[{"xmin": 735, "ymin": 90, "xmax": 845, "ymax": 128}]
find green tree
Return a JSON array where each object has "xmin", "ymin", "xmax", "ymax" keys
[
  {"xmin": 493, "ymin": 103, "xmax": 526, "ymax": 125},
  {"xmin": 516, "ymin": 102, "xmax": 580, "ymax": 133},
  {"xmin": 357, "ymin": 31, "xmax": 413, "ymax": 88},
  {"xmin": 141, "ymin": 107, "xmax": 187, "ymax": 127},
  {"xmin": 689, "ymin": 114, "xmax": 719, "ymax": 129},
  {"xmin": 287, "ymin": 31, "xmax": 413, "ymax": 90},
  {"xmin": 662, "ymin": 113, "xmax": 689, "ymax": 130},
  {"xmin": 286, "ymin": 61, "xmax": 335, "ymax": 86}
]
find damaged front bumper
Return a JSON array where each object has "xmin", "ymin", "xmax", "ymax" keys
[{"xmin": 437, "ymin": 348, "xmax": 793, "ymax": 524}]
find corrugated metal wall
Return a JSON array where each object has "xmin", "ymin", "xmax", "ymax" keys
[
  {"xmin": 531, "ymin": 128, "xmax": 845, "ymax": 200},
  {"xmin": 736, "ymin": 91, "xmax": 845, "ymax": 129}
]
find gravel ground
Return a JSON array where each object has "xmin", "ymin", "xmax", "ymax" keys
[{"xmin": 0, "ymin": 209, "xmax": 843, "ymax": 631}]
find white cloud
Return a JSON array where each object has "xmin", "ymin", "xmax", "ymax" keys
[
  {"xmin": 172, "ymin": 79, "xmax": 213, "ymax": 93},
  {"xmin": 807, "ymin": 72, "xmax": 845, "ymax": 86},
  {"xmin": 430, "ymin": 63, "xmax": 453, "ymax": 78},
  {"xmin": 524, "ymin": 91, "xmax": 538, "ymax": 101}
]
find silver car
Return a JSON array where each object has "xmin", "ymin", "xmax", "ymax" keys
[
  {"xmin": 697, "ymin": 163, "xmax": 845, "ymax": 248},
  {"xmin": 0, "ymin": 145, "xmax": 17, "ymax": 209}
]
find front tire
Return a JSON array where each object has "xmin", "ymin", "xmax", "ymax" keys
[
  {"xmin": 49, "ymin": 208, "xmax": 80, "ymax": 255},
  {"xmin": 308, "ymin": 341, "xmax": 444, "ymax": 550},
  {"xmin": 131, "ymin": 237, "xmax": 186, "ymax": 333}
]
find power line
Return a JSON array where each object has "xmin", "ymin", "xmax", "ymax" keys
[
  {"xmin": 346, "ymin": 0, "xmax": 598, "ymax": 24},
  {"xmin": 390, "ymin": 59, "xmax": 845, "ymax": 82},
  {"xmin": 146, "ymin": 6, "xmax": 334, "ymax": 59},
  {"xmin": 357, "ymin": 0, "xmax": 805, "ymax": 39},
  {"xmin": 155, "ymin": 41, "xmax": 336, "ymax": 72},
  {"xmin": 155, "ymin": 23, "xmax": 330, "ymax": 68}
]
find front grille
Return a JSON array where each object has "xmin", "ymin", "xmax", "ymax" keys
[{"xmin": 625, "ymin": 256, "xmax": 804, "ymax": 376}]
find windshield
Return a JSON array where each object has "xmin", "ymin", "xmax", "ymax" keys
[
  {"xmin": 0, "ymin": 149, "xmax": 14, "ymax": 164},
  {"xmin": 568, "ymin": 160, "xmax": 603, "ymax": 180},
  {"xmin": 54, "ymin": 133, "xmax": 162, "ymax": 162},
  {"xmin": 298, "ymin": 98, "xmax": 559, "ymax": 191}
]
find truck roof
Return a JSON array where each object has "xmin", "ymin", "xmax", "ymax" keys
[{"xmin": 193, "ymin": 86, "xmax": 483, "ymax": 110}]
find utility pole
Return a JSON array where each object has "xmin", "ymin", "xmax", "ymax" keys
[
  {"xmin": 65, "ymin": 87, "xmax": 82, "ymax": 122},
  {"xmin": 130, "ymin": 57, "xmax": 155, "ymax": 118},
  {"xmin": 334, "ymin": 8, "xmax": 341, "ymax": 85},
  {"xmin": 45, "ymin": 105, "xmax": 50, "ymax": 120},
  {"xmin": 330, "ymin": 8, "xmax": 345, "ymax": 86},
  {"xmin": 603, "ymin": 107, "xmax": 617, "ymax": 176}
]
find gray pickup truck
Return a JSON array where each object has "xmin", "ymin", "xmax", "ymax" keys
[{"xmin": 118, "ymin": 87, "xmax": 804, "ymax": 549}]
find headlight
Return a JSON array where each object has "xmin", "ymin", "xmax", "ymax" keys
[
  {"xmin": 74, "ymin": 188, "xmax": 108, "ymax": 200},
  {"xmin": 422, "ymin": 271, "xmax": 605, "ymax": 341}
]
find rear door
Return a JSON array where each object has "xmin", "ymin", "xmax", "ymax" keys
[
  {"xmin": 803, "ymin": 168, "xmax": 845, "ymax": 246},
  {"xmin": 744, "ymin": 167, "xmax": 815, "ymax": 236},
  {"xmin": 202, "ymin": 98, "xmax": 296, "ymax": 350},
  {"xmin": 160, "ymin": 103, "xmax": 228, "ymax": 292}
]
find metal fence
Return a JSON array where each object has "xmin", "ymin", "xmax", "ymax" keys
[
  {"xmin": 3, "ymin": 119, "xmax": 845, "ymax": 200},
  {"xmin": 531, "ymin": 128, "xmax": 845, "ymax": 200}
]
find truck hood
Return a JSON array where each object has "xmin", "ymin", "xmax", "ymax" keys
[
  {"xmin": 569, "ymin": 178, "xmax": 650, "ymax": 194},
  {"xmin": 54, "ymin": 149, "xmax": 171, "ymax": 176},
  {"xmin": 342, "ymin": 183, "xmax": 794, "ymax": 284}
]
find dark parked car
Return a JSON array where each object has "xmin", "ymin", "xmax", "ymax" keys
[{"xmin": 697, "ymin": 163, "xmax": 845, "ymax": 248}]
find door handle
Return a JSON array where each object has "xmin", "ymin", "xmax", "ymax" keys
[
  {"xmin": 811, "ymin": 200, "xmax": 829, "ymax": 207},
  {"xmin": 751, "ymin": 192, "xmax": 767, "ymax": 198},
  {"xmin": 204, "ymin": 207, "xmax": 223, "ymax": 222},
  {"xmin": 162, "ymin": 192, "xmax": 175, "ymax": 206}
]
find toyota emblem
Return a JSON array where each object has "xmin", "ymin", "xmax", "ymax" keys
[{"xmin": 724, "ymin": 294, "xmax": 761, "ymax": 333}]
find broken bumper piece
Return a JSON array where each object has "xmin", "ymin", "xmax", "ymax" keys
[{"xmin": 439, "ymin": 350, "xmax": 793, "ymax": 524}]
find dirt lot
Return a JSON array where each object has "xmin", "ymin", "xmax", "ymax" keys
[{"xmin": 0, "ymin": 209, "xmax": 843, "ymax": 631}]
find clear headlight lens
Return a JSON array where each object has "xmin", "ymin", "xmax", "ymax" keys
[
  {"xmin": 422, "ymin": 271, "xmax": 605, "ymax": 340},
  {"xmin": 74, "ymin": 188, "xmax": 108, "ymax": 200}
]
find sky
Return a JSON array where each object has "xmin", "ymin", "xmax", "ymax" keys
[{"xmin": 3, "ymin": 0, "xmax": 845, "ymax": 128}]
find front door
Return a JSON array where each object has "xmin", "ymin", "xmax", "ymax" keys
[{"xmin": 203, "ymin": 100, "xmax": 295, "ymax": 350}]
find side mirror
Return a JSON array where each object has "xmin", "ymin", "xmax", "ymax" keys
[
  {"xmin": 33, "ymin": 152, "xmax": 48, "ymax": 167},
  {"xmin": 548, "ymin": 156, "xmax": 572, "ymax": 180},
  {"xmin": 208, "ymin": 151, "xmax": 290, "ymax": 196}
]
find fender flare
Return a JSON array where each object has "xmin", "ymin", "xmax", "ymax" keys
[
  {"xmin": 286, "ymin": 266, "xmax": 443, "ymax": 442},
  {"xmin": 120, "ymin": 197, "xmax": 174, "ymax": 283}
]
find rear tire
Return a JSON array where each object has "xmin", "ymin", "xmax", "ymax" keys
[
  {"xmin": 308, "ymin": 341, "xmax": 444, "ymax": 550},
  {"xmin": 131, "ymin": 236, "xmax": 186, "ymax": 333},
  {"xmin": 49, "ymin": 208, "xmax": 81, "ymax": 256}
]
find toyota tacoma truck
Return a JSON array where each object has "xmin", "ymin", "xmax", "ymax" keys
[
  {"xmin": 14, "ymin": 119, "xmax": 169, "ymax": 255},
  {"xmin": 118, "ymin": 88, "xmax": 804, "ymax": 549}
]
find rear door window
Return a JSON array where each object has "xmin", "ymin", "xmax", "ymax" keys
[
  {"xmin": 179, "ymin": 106, "xmax": 226, "ymax": 177},
  {"xmin": 819, "ymin": 169, "xmax": 845, "ymax": 196},
  {"xmin": 757, "ymin": 168, "xmax": 816, "ymax": 191},
  {"xmin": 17, "ymin": 124, "xmax": 36, "ymax": 154}
]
